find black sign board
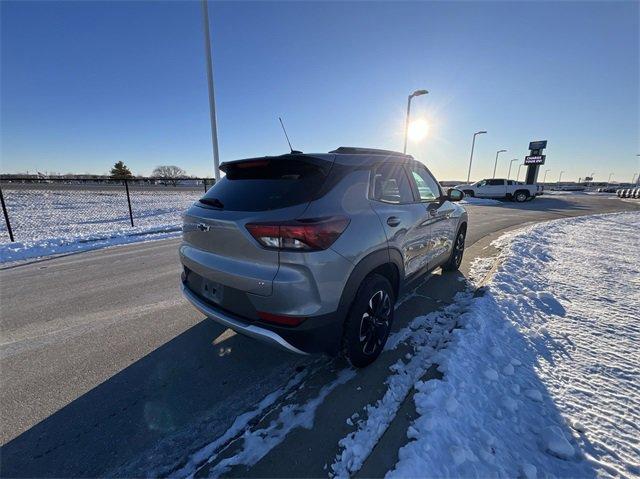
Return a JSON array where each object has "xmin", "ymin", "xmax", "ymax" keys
[
  {"xmin": 529, "ymin": 140, "xmax": 547, "ymax": 150},
  {"xmin": 524, "ymin": 155, "xmax": 546, "ymax": 165}
]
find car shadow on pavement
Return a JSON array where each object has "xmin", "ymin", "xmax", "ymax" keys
[
  {"xmin": 0, "ymin": 317, "xmax": 316, "ymax": 478},
  {"xmin": 0, "ymin": 270, "xmax": 467, "ymax": 479},
  {"xmin": 1, "ymin": 266, "xmax": 605, "ymax": 478}
]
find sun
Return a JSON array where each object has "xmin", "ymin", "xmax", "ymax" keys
[{"xmin": 407, "ymin": 119, "xmax": 429, "ymax": 142}]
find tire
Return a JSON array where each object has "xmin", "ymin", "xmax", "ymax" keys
[
  {"xmin": 342, "ymin": 274, "xmax": 395, "ymax": 368},
  {"xmin": 442, "ymin": 226, "xmax": 466, "ymax": 271},
  {"xmin": 514, "ymin": 190, "xmax": 529, "ymax": 203},
  {"xmin": 463, "ymin": 190, "xmax": 474, "ymax": 197}
]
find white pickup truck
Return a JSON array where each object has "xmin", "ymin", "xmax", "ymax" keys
[{"xmin": 455, "ymin": 179, "xmax": 543, "ymax": 202}]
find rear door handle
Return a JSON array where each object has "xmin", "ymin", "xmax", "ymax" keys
[{"xmin": 387, "ymin": 216, "xmax": 401, "ymax": 227}]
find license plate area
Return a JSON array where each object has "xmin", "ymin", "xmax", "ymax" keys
[{"xmin": 201, "ymin": 279, "xmax": 224, "ymax": 305}]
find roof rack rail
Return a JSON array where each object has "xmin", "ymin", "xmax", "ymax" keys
[{"xmin": 329, "ymin": 147, "xmax": 410, "ymax": 157}]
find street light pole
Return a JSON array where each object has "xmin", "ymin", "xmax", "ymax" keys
[
  {"xmin": 492, "ymin": 149, "xmax": 507, "ymax": 179},
  {"xmin": 607, "ymin": 172, "xmax": 613, "ymax": 185},
  {"xmin": 517, "ymin": 164, "xmax": 524, "ymax": 182},
  {"xmin": 201, "ymin": 0, "xmax": 221, "ymax": 181},
  {"xmin": 466, "ymin": 130, "xmax": 487, "ymax": 183},
  {"xmin": 508, "ymin": 159, "xmax": 518, "ymax": 180},
  {"xmin": 543, "ymin": 169, "xmax": 550, "ymax": 184},
  {"xmin": 558, "ymin": 170, "xmax": 565, "ymax": 184},
  {"xmin": 403, "ymin": 89, "xmax": 428, "ymax": 154}
]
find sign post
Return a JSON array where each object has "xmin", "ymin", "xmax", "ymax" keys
[{"xmin": 525, "ymin": 140, "xmax": 547, "ymax": 184}]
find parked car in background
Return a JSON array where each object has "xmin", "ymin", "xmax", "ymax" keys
[
  {"xmin": 454, "ymin": 178, "xmax": 542, "ymax": 202},
  {"xmin": 179, "ymin": 147, "xmax": 468, "ymax": 367}
]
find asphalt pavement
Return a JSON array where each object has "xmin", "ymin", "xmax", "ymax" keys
[{"xmin": 1, "ymin": 193, "xmax": 638, "ymax": 478}]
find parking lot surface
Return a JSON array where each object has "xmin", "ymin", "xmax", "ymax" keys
[{"xmin": 1, "ymin": 193, "xmax": 638, "ymax": 477}]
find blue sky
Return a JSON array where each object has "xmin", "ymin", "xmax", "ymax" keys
[{"xmin": 1, "ymin": 1, "xmax": 638, "ymax": 182}]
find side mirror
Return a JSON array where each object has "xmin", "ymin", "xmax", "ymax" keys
[{"xmin": 447, "ymin": 188, "xmax": 464, "ymax": 202}]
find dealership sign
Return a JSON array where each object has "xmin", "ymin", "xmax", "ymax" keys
[
  {"xmin": 529, "ymin": 140, "xmax": 547, "ymax": 150},
  {"xmin": 524, "ymin": 155, "xmax": 546, "ymax": 165}
]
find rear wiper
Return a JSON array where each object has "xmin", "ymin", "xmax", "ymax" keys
[{"xmin": 200, "ymin": 198, "xmax": 224, "ymax": 209}]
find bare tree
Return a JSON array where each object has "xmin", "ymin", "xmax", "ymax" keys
[{"xmin": 152, "ymin": 165, "xmax": 187, "ymax": 186}]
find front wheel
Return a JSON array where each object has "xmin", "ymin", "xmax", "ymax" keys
[
  {"xmin": 442, "ymin": 227, "xmax": 466, "ymax": 271},
  {"xmin": 514, "ymin": 191, "xmax": 529, "ymax": 202},
  {"xmin": 342, "ymin": 274, "xmax": 395, "ymax": 368}
]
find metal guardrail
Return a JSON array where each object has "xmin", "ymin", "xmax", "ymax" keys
[{"xmin": 0, "ymin": 176, "xmax": 216, "ymax": 243}]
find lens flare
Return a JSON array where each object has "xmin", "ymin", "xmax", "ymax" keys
[{"xmin": 408, "ymin": 119, "xmax": 429, "ymax": 142}]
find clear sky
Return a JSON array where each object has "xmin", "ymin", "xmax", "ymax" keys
[{"xmin": 1, "ymin": 1, "xmax": 638, "ymax": 182}]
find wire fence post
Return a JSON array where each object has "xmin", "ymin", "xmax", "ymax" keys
[
  {"xmin": 124, "ymin": 179, "xmax": 134, "ymax": 227},
  {"xmin": 0, "ymin": 183, "xmax": 15, "ymax": 242}
]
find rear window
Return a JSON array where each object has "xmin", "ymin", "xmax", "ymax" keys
[{"xmin": 200, "ymin": 157, "xmax": 330, "ymax": 211}]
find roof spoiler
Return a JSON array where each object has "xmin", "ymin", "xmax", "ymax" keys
[{"xmin": 329, "ymin": 147, "xmax": 411, "ymax": 158}]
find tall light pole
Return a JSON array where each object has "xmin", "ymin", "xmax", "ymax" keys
[
  {"xmin": 516, "ymin": 164, "xmax": 523, "ymax": 182},
  {"xmin": 507, "ymin": 159, "xmax": 518, "ymax": 180},
  {"xmin": 558, "ymin": 170, "xmax": 565, "ymax": 184},
  {"xmin": 403, "ymin": 89, "xmax": 428, "ymax": 154},
  {"xmin": 201, "ymin": 0, "xmax": 221, "ymax": 181},
  {"xmin": 492, "ymin": 149, "xmax": 507, "ymax": 178},
  {"xmin": 543, "ymin": 169, "xmax": 551, "ymax": 183},
  {"xmin": 607, "ymin": 172, "xmax": 614, "ymax": 185},
  {"xmin": 466, "ymin": 130, "xmax": 487, "ymax": 183}
]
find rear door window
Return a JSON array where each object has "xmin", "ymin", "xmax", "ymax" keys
[
  {"xmin": 200, "ymin": 157, "xmax": 329, "ymax": 211},
  {"xmin": 488, "ymin": 179, "xmax": 506, "ymax": 186},
  {"xmin": 371, "ymin": 163, "xmax": 414, "ymax": 204}
]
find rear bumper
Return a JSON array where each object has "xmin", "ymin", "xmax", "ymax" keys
[
  {"xmin": 181, "ymin": 283, "xmax": 308, "ymax": 354},
  {"xmin": 181, "ymin": 283, "xmax": 343, "ymax": 355}
]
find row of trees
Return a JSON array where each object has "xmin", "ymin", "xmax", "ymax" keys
[{"xmin": 110, "ymin": 161, "xmax": 188, "ymax": 186}]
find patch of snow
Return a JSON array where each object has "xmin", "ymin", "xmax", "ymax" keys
[
  {"xmin": 0, "ymin": 187, "xmax": 201, "ymax": 263},
  {"xmin": 168, "ymin": 369, "xmax": 309, "ymax": 479},
  {"xmin": 541, "ymin": 426, "xmax": 575, "ymax": 460},
  {"xmin": 460, "ymin": 196, "xmax": 502, "ymax": 205},
  {"xmin": 206, "ymin": 368, "xmax": 356, "ymax": 478},
  {"xmin": 522, "ymin": 463, "xmax": 537, "ymax": 479},
  {"xmin": 331, "ymin": 301, "xmax": 466, "ymax": 477},
  {"xmin": 386, "ymin": 211, "xmax": 640, "ymax": 478}
]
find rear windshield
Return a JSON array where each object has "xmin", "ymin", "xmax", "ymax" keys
[{"xmin": 200, "ymin": 157, "xmax": 330, "ymax": 211}]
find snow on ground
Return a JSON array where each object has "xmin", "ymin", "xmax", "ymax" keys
[
  {"xmin": 460, "ymin": 196, "xmax": 502, "ymax": 205},
  {"xmin": 0, "ymin": 187, "xmax": 201, "ymax": 263},
  {"xmin": 385, "ymin": 211, "xmax": 640, "ymax": 478},
  {"xmin": 204, "ymin": 368, "xmax": 356, "ymax": 479},
  {"xmin": 329, "ymin": 211, "xmax": 639, "ymax": 478}
]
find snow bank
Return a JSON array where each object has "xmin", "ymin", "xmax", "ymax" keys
[
  {"xmin": 0, "ymin": 188, "xmax": 200, "ymax": 263},
  {"xmin": 386, "ymin": 211, "xmax": 640, "ymax": 478},
  {"xmin": 460, "ymin": 197, "xmax": 502, "ymax": 205}
]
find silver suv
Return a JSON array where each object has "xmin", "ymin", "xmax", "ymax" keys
[{"xmin": 180, "ymin": 147, "xmax": 468, "ymax": 367}]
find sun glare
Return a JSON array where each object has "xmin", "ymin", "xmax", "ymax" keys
[{"xmin": 408, "ymin": 118, "xmax": 429, "ymax": 142}]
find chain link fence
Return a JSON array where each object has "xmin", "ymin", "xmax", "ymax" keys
[{"xmin": 0, "ymin": 177, "xmax": 215, "ymax": 248}]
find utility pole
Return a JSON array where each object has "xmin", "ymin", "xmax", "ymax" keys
[
  {"xmin": 201, "ymin": 0, "xmax": 221, "ymax": 180},
  {"xmin": 466, "ymin": 131, "xmax": 487, "ymax": 183},
  {"xmin": 492, "ymin": 149, "xmax": 507, "ymax": 179},
  {"xmin": 403, "ymin": 89, "xmax": 428, "ymax": 154}
]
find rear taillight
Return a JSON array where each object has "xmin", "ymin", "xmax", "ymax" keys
[{"xmin": 246, "ymin": 216, "xmax": 350, "ymax": 251}]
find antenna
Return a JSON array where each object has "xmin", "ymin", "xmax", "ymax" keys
[{"xmin": 279, "ymin": 117, "xmax": 294, "ymax": 153}]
